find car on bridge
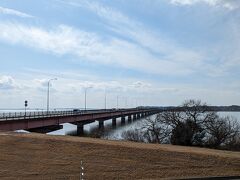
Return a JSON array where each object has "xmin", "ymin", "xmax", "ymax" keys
[{"xmin": 73, "ymin": 109, "xmax": 82, "ymax": 114}]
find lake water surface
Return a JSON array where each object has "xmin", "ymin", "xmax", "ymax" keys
[{"xmin": 48, "ymin": 112, "xmax": 240, "ymax": 140}]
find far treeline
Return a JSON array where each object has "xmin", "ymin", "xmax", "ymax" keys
[
  {"xmin": 123, "ymin": 100, "xmax": 240, "ymax": 151},
  {"xmin": 156, "ymin": 105, "xmax": 240, "ymax": 112}
]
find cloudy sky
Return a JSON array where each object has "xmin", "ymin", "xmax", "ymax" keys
[{"xmin": 0, "ymin": 0, "xmax": 240, "ymax": 109}]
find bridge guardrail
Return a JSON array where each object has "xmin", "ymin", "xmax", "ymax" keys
[{"xmin": 0, "ymin": 110, "xmax": 106, "ymax": 121}]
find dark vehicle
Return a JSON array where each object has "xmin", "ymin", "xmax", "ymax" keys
[{"xmin": 73, "ymin": 109, "xmax": 81, "ymax": 114}]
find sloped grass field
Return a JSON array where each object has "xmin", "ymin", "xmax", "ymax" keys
[{"xmin": 0, "ymin": 132, "xmax": 239, "ymax": 179}]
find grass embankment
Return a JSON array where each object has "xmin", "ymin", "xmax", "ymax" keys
[{"xmin": 0, "ymin": 132, "xmax": 239, "ymax": 179}]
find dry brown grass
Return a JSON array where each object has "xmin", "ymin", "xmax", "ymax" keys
[{"xmin": 0, "ymin": 132, "xmax": 239, "ymax": 179}]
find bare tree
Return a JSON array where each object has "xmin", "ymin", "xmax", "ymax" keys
[
  {"xmin": 141, "ymin": 117, "xmax": 171, "ymax": 144},
  {"xmin": 121, "ymin": 99, "xmax": 240, "ymax": 150},
  {"xmin": 157, "ymin": 100, "xmax": 218, "ymax": 146},
  {"xmin": 204, "ymin": 116, "xmax": 240, "ymax": 148},
  {"xmin": 156, "ymin": 111, "xmax": 183, "ymax": 127},
  {"xmin": 182, "ymin": 99, "xmax": 217, "ymax": 125},
  {"xmin": 121, "ymin": 117, "xmax": 171, "ymax": 144}
]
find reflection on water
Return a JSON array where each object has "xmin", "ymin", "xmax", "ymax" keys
[
  {"xmin": 67, "ymin": 121, "xmax": 117, "ymax": 138},
  {"xmin": 66, "ymin": 117, "xmax": 151, "ymax": 140},
  {"xmin": 48, "ymin": 116, "xmax": 154, "ymax": 140},
  {"xmin": 48, "ymin": 112, "xmax": 240, "ymax": 140}
]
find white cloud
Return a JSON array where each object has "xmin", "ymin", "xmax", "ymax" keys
[
  {"xmin": 0, "ymin": 76, "xmax": 18, "ymax": 90},
  {"xmin": 0, "ymin": 22, "xmax": 201, "ymax": 76},
  {"xmin": 130, "ymin": 81, "xmax": 152, "ymax": 89},
  {"xmin": 0, "ymin": 73, "xmax": 239, "ymax": 108},
  {"xmin": 16, "ymin": 75, "xmax": 156, "ymax": 95},
  {"xmin": 57, "ymin": 0, "xmax": 206, "ymax": 72},
  {"xmin": 0, "ymin": 1, "xmax": 237, "ymax": 80},
  {"xmin": 170, "ymin": 0, "xmax": 240, "ymax": 10},
  {"xmin": 0, "ymin": 6, "xmax": 34, "ymax": 18},
  {"xmin": 34, "ymin": 79, "xmax": 49, "ymax": 87},
  {"xmin": 57, "ymin": 0, "xmax": 240, "ymax": 79},
  {"xmin": 63, "ymin": 0, "xmax": 203, "ymax": 62}
]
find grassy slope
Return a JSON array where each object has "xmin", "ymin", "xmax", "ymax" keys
[{"xmin": 0, "ymin": 132, "xmax": 239, "ymax": 180}]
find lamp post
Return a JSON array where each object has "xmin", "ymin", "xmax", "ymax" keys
[
  {"xmin": 84, "ymin": 86, "xmax": 92, "ymax": 111},
  {"xmin": 116, "ymin": 95, "xmax": 119, "ymax": 109},
  {"xmin": 125, "ymin": 97, "xmax": 128, "ymax": 109},
  {"xmin": 104, "ymin": 89, "xmax": 107, "ymax": 110},
  {"xmin": 47, "ymin": 78, "xmax": 57, "ymax": 113}
]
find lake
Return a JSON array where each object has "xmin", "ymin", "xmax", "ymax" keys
[{"xmin": 48, "ymin": 112, "xmax": 240, "ymax": 140}]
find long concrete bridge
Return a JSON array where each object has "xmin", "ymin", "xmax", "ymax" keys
[{"xmin": 0, "ymin": 108, "xmax": 160, "ymax": 134}]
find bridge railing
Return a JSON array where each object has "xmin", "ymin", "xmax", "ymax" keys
[
  {"xmin": 0, "ymin": 110, "xmax": 103, "ymax": 121},
  {"xmin": 0, "ymin": 108, "xmax": 150, "ymax": 121}
]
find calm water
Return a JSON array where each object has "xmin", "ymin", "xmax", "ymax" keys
[{"xmin": 47, "ymin": 112, "xmax": 240, "ymax": 140}]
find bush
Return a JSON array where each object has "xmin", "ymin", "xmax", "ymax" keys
[
  {"xmin": 170, "ymin": 120, "xmax": 205, "ymax": 146},
  {"xmin": 122, "ymin": 129, "xmax": 145, "ymax": 142},
  {"xmin": 224, "ymin": 134, "xmax": 240, "ymax": 151}
]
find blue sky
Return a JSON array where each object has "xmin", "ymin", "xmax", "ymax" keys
[{"xmin": 0, "ymin": 0, "xmax": 240, "ymax": 109}]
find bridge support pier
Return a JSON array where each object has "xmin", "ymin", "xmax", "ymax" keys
[
  {"xmin": 112, "ymin": 118, "xmax": 117, "ymax": 128},
  {"xmin": 72, "ymin": 120, "xmax": 95, "ymax": 136},
  {"xmin": 121, "ymin": 116, "xmax": 126, "ymax": 125},
  {"xmin": 143, "ymin": 112, "xmax": 146, "ymax": 117},
  {"xmin": 133, "ymin": 114, "xmax": 136, "ymax": 121},
  {"xmin": 77, "ymin": 123, "xmax": 84, "ymax": 135},
  {"xmin": 128, "ymin": 115, "xmax": 132, "ymax": 123},
  {"xmin": 137, "ymin": 113, "xmax": 140, "ymax": 119},
  {"xmin": 99, "ymin": 121, "xmax": 104, "ymax": 129}
]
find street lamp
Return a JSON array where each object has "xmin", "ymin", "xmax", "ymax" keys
[
  {"xmin": 116, "ymin": 95, "xmax": 119, "ymax": 109},
  {"xmin": 47, "ymin": 78, "xmax": 57, "ymax": 113},
  {"xmin": 125, "ymin": 97, "xmax": 128, "ymax": 109},
  {"xmin": 84, "ymin": 86, "xmax": 92, "ymax": 111},
  {"xmin": 104, "ymin": 89, "xmax": 107, "ymax": 110}
]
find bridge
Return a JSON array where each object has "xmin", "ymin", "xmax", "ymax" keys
[{"xmin": 0, "ymin": 108, "xmax": 160, "ymax": 134}]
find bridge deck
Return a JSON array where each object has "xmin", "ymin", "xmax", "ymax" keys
[{"xmin": 0, "ymin": 108, "xmax": 159, "ymax": 131}]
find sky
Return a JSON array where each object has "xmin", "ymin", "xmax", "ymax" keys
[{"xmin": 0, "ymin": 0, "xmax": 240, "ymax": 109}]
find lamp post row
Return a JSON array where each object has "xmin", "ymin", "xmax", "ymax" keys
[{"xmin": 26, "ymin": 78, "xmax": 143, "ymax": 112}]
